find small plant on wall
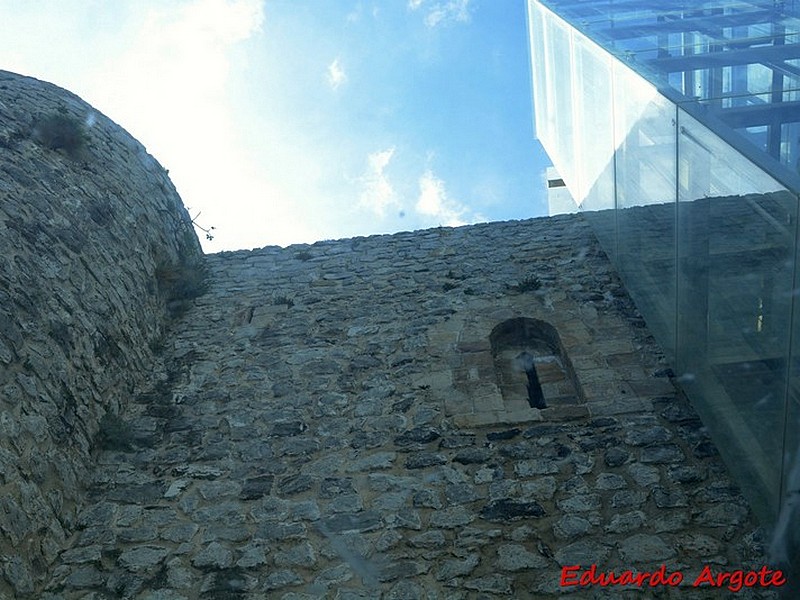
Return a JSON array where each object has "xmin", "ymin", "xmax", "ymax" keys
[
  {"xmin": 95, "ymin": 413, "xmax": 136, "ymax": 452},
  {"xmin": 32, "ymin": 109, "xmax": 87, "ymax": 158},
  {"xmin": 272, "ymin": 295, "xmax": 295, "ymax": 308},
  {"xmin": 189, "ymin": 210, "xmax": 216, "ymax": 241},
  {"xmin": 154, "ymin": 223, "xmax": 211, "ymax": 319},
  {"xmin": 508, "ymin": 274, "xmax": 541, "ymax": 294},
  {"xmin": 155, "ymin": 257, "xmax": 209, "ymax": 319}
]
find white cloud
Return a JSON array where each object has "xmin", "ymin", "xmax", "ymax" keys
[
  {"xmin": 415, "ymin": 170, "xmax": 468, "ymax": 226},
  {"xmin": 327, "ymin": 58, "xmax": 347, "ymax": 90},
  {"xmin": 346, "ymin": 6, "xmax": 361, "ymax": 22},
  {"xmin": 89, "ymin": 0, "xmax": 264, "ymax": 141},
  {"xmin": 130, "ymin": 0, "xmax": 264, "ymax": 89},
  {"xmin": 346, "ymin": 3, "xmax": 380, "ymax": 21},
  {"xmin": 174, "ymin": 0, "xmax": 263, "ymax": 45},
  {"xmin": 79, "ymin": 0, "xmax": 318, "ymax": 251},
  {"xmin": 359, "ymin": 147, "xmax": 399, "ymax": 217},
  {"xmin": 407, "ymin": 0, "xmax": 424, "ymax": 10},
  {"xmin": 423, "ymin": 0, "xmax": 472, "ymax": 27}
]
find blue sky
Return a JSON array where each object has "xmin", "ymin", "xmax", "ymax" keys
[{"xmin": 1, "ymin": 0, "xmax": 551, "ymax": 251}]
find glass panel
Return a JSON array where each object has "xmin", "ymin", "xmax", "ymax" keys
[
  {"xmin": 613, "ymin": 63, "xmax": 678, "ymax": 359},
  {"xmin": 539, "ymin": 0, "xmax": 800, "ymax": 197},
  {"xmin": 573, "ymin": 31, "xmax": 615, "ymax": 210},
  {"xmin": 676, "ymin": 108, "xmax": 797, "ymax": 522},
  {"xmin": 544, "ymin": 10, "xmax": 575, "ymax": 184},
  {"xmin": 774, "ymin": 200, "xmax": 800, "ymax": 578},
  {"xmin": 529, "ymin": 2, "xmax": 553, "ymax": 156},
  {"xmin": 531, "ymin": 0, "xmax": 800, "ymax": 534},
  {"xmin": 572, "ymin": 29, "xmax": 617, "ymax": 256}
]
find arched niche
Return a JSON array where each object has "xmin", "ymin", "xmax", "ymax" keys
[{"xmin": 490, "ymin": 317, "xmax": 582, "ymax": 409}]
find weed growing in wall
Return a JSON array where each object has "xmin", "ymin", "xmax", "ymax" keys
[
  {"xmin": 155, "ymin": 257, "xmax": 209, "ymax": 319},
  {"xmin": 272, "ymin": 295, "xmax": 295, "ymax": 308},
  {"xmin": 445, "ymin": 269, "xmax": 467, "ymax": 280},
  {"xmin": 153, "ymin": 212, "xmax": 211, "ymax": 319},
  {"xmin": 95, "ymin": 413, "xmax": 136, "ymax": 452},
  {"xmin": 508, "ymin": 274, "xmax": 541, "ymax": 294},
  {"xmin": 32, "ymin": 110, "xmax": 87, "ymax": 158}
]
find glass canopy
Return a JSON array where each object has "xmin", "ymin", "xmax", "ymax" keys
[{"xmin": 528, "ymin": 0, "xmax": 800, "ymax": 527}]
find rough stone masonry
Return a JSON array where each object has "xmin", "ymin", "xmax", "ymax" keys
[{"xmin": 0, "ymin": 70, "xmax": 784, "ymax": 598}]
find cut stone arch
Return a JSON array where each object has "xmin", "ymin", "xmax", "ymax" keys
[
  {"xmin": 490, "ymin": 317, "xmax": 583, "ymax": 410},
  {"xmin": 425, "ymin": 296, "xmax": 663, "ymax": 428},
  {"xmin": 430, "ymin": 305, "xmax": 595, "ymax": 427}
]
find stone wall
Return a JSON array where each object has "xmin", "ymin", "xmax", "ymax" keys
[
  {"xmin": 0, "ymin": 71, "xmax": 203, "ymax": 595},
  {"xmin": 48, "ymin": 219, "xmax": 775, "ymax": 598}
]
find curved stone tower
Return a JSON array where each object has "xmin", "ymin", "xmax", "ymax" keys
[{"xmin": 0, "ymin": 70, "xmax": 203, "ymax": 595}]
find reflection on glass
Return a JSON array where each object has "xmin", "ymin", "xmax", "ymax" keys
[
  {"xmin": 529, "ymin": 0, "xmax": 800, "ymax": 526},
  {"xmin": 572, "ymin": 27, "xmax": 617, "ymax": 260},
  {"xmin": 528, "ymin": 2, "xmax": 619, "ymax": 257},
  {"xmin": 774, "ymin": 227, "xmax": 800, "ymax": 578},
  {"xmin": 545, "ymin": 14, "xmax": 575, "ymax": 181},
  {"xmin": 535, "ymin": 0, "xmax": 800, "ymax": 187},
  {"xmin": 675, "ymin": 113, "xmax": 794, "ymax": 517},
  {"xmin": 613, "ymin": 66, "xmax": 677, "ymax": 360}
]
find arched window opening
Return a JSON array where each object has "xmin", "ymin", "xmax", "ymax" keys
[{"xmin": 490, "ymin": 317, "xmax": 581, "ymax": 410}]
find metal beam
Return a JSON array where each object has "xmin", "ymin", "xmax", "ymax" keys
[
  {"xmin": 595, "ymin": 10, "xmax": 776, "ymax": 41},
  {"xmin": 647, "ymin": 42, "xmax": 800, "ymax": 71},
  {"xmin": 713, "ymin": 100, "xmax": 800, "ymax": 128}
]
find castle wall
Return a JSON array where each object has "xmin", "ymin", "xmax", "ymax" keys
[
  {"xmin": 0, "ymin": 71, "xmax": 778, "ymax": 598},
  {"xmin": 0, "ymin": 71, "xmax": 202, "ymax": 595},
  {"xmin": 48, "ymin": 217, "xmax": 773, "ymax": 598}
]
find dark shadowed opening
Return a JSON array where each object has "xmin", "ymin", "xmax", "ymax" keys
[{"xmin": 490, "ymin": 317, "xmax": 581, "ymax": 410}]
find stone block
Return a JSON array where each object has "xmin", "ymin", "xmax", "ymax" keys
[
  {"xmin": 457, "ymin": 340, "xmax": 491, "ymax": 353},
  {"xmin": 454, "ymin": 411, "xmax": 502, "ymax": 428},
  {"xmin": 588, "ymin": 397, "xmax": 654, "ymax": 416},
  {"xmin": 540, "ymin": 405, "xmax": 589, "ymax": 421},
  {"xmin": 413, "ymin": 371, "xmax": 452, "ymax": 391},
  {"xmin": 498, "ymin": 408, "xmax": 544, "ymax": 425}
]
